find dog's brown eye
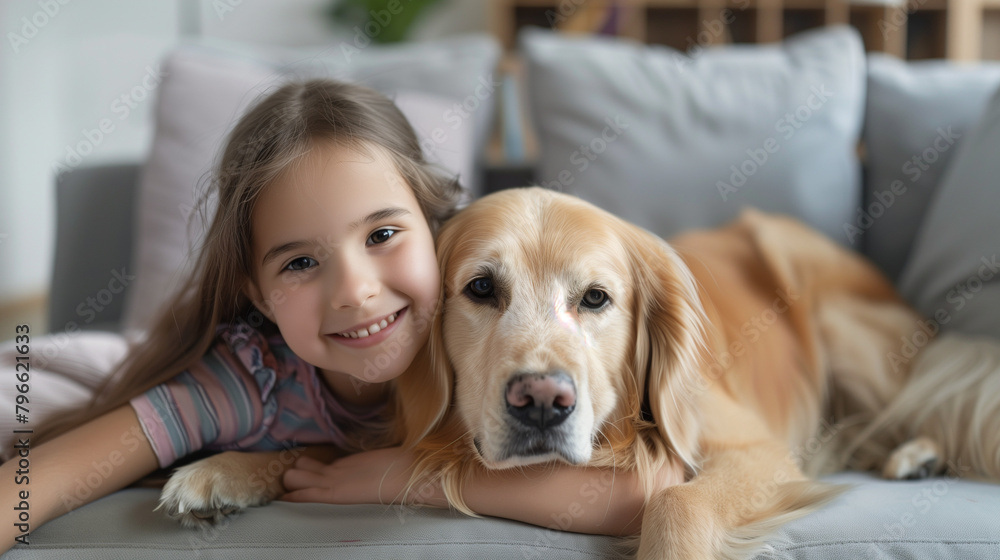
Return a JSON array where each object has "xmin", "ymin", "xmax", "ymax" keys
[
  {"xmin": 581, "ymin": 289, "xmax": 609, "ymax": 309},
  {"xmin": 467, "ymin": 277, "xmax": 495, "ymax": 299}
]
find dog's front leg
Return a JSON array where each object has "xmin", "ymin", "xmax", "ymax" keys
[{"xmin": 159, "ymin": 446, "xmax": 339, "ymax": 527}]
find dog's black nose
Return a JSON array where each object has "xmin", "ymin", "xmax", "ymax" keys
[{"xmin": 505, "ymin": 371, "xmax": 576, "ymax": 430}]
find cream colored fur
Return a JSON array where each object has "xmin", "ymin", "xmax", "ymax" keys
[{"xmin": 408, "ymin": 188, "xmax": 999, "ymax": 560}]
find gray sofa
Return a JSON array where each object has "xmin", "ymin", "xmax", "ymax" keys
[{"xmin": 7, "ymin": 26, "xmax": 1000, "ymax": 559}]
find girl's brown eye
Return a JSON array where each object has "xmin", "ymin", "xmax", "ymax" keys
[
  {"xmin": 284, "ymin": 257, "xmax": 317, "ymax": 272},
  {"xmin": 368, "ymin": 228, "xmax": 396, "ymax": 245}
]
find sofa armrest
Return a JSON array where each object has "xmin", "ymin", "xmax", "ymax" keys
[{"xmin": 49, "ymin": 164, "xmax": 139, "ymax": 333}]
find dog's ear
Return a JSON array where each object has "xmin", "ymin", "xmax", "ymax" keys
[
  {"xmin": 625, "ymin": 223, "xmax": 707, "ymax": 473},
  {"xmin": 396, "ymin": 219, "xmax": 459, "ymax": 449}
]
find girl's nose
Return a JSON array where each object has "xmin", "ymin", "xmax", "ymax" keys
[{"xmin": 329, "ymin": 257, "xmax": 380, "ymax": 309}]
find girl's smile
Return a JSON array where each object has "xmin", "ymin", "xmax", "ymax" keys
[
  {"xmin": 328, "ymin": 306, "xmax": 407, "ymax": 348},
  {"xmin": 247, "ymin": 140, "xmax": 440, "ymax": 394}
]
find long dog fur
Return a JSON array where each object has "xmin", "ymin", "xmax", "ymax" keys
[{"xmin": 404, "ymin": 187, "xmax": 1000, "ymax": 559}]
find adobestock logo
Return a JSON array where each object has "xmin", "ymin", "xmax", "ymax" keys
[
  {"xmin": 212, "ymin": 0, "xmax": 245, "ymax": 21},
  {"xmin": 672, "ymin": 0, "xmax": 752, "ymax": 70},
  {"xmin": 52, "ymin": 65, "xmax": 165, "ymax": 177},
  {"xmin": 717, "ymin": 84, "xmax": 834, "ymax": 201},
  {"xmin": 540, "ymin": 115, "xmax": 630, "ymax": 192},
  {"xmin": 417, "ymin": 74, "xmax": 500, "ymax": 162},
  {"xmin": 843, "ymin": 126, "xmax": 960, "ymax": 245},
  {"xmin": 338, "ymin": 0, "xmax": 435, "ymax": 63},
  {"xmin": 6, "ymin": 0, "xmax": 73, "ymax": 54},
  {"xmin": 877, "ymin": 0, "xmax": 930, "ymax": 40}
]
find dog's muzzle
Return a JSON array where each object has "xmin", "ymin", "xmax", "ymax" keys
[
  {"xmin": 483, "ymin": 371, "xmax": 588, "ymax": 465},
  {"xmin": 505, "ymin": 371, "xmax": 576, "ymax": 431}
]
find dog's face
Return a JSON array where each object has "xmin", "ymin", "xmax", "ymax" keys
[{"xmin": 433, "ymin": 188, "xmax": 705, "ymax": 470}]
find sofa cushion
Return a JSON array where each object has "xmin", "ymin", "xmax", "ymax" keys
[
  {"xmin": 11, "ymin": 473, "xmax": 1000, "ymax": 559},
  {"xmin": 10, "ymin": 488, "xmax": 621, "ymax": 559},
  {"xmin": 861, "ymin": 54, "xmax": 1000, "ymax": 282},
  {"xmin": 898, "ymin": 84, "xmax": 1000, "ymax": 339},
  {"xmin": 122, "ymin": 36, "xmax": 499, "ymax": 332},
  {"xmin": 49, "ymin": 164, "xmax": 138, "ymax": 333},
  {"xmin": 520, "ymin": 25, "xmax": 866, "ymax": 244},
  {"xmin": 763, "ymin": 472, "xmax": 1000, "ymax": 559}
]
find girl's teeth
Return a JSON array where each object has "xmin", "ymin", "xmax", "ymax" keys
[{"xmin": 338, "ymin": 311, "xmax": 398, "ymax": 338}]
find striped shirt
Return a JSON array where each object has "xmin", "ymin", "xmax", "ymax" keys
[{"xmin": 130, "ymin": 320, "xmax": 385, "ymax": 468}]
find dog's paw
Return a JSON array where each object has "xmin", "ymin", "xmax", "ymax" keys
[
  {"xmin": 883, "ymin": 437, "xmax": 942, "ymax": 480},
  {"xmin": 158, "ymin": 454, "xmax": 275, "ymax": 528}
]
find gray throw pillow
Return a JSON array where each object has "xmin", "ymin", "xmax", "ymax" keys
[
  {"xmin": 520, "ymin": 26, "xmax": 866, "ymax": 243},
  {"xmin": 898, "ymin": 84, "xmax": 1000, "ymax": 339},
  {"xmin": 861, "ymin": 54, "xmax": 1000, "ymax": 282}
]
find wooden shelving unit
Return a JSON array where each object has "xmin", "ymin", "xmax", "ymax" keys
[{"xmin": 490, "ymin": 0, "xmax": 1000, "ymax": 60}]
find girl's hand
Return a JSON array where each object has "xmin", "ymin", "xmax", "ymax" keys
[
  {"xmin": 282, "ymin": 447, "xmax": 685, "ymax": 536},
  {"xmin": 281, "ymin": 447, "xmax": 444, "ymax": 506}
]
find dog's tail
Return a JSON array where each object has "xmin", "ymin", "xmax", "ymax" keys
[
  {"xmin": 842, "ymin": 333, "xmax": 1000, "ymax": 480},
  {"xmin": 722, "ymin": 480, "xmax": 844, "ymax": 560}
]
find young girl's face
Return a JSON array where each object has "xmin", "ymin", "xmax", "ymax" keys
[{"xmin": 248, "ymin": 140, "xmax": 440, "ymax": 387}]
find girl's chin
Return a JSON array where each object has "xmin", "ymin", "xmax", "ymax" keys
[{"xmin": 325, "ymin": 357, "xmax": 410, "ymax": 385}]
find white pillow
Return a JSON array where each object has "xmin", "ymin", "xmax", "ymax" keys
[{"xmin": 123, "ymin": 37, "xmax": 499, "ymax": 332}]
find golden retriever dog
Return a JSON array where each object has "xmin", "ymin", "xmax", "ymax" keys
[
  {"xmin": 403, "ymin": 187, "xmax": 1000, "ymax": 559},
  {"xmin": 162, "ymin": 187, "xmax": 1000, "ymax": 559}
]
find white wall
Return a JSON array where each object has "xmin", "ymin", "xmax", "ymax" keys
[
  {"xmin": 0, "ymin": 0, "xmax": 182, "ymax": 305},
  {"xmin": 0, "ymin": 0, "xmax": 487, "ymax": 307}
]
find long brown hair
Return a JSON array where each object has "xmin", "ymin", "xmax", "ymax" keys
[{"xmin": 36, "ymin": 80, "xmax": 463, "ymax": 449}]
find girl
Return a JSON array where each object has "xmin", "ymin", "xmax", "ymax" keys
[{"xmin": 0, "ymin": 80, "xmax": 677, "ymax": 555}]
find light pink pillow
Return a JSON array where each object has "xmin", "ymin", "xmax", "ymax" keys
[{"xmin": 123, "ymin": 38, "xmax": 496, "ymax": 331}]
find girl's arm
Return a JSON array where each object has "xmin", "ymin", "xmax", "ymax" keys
[
  {"xmin": 0, "ymin": 405, "xmax": 158, "ymax": 555},
  {"xmin": 282, "ymin": 447, "xmax": 684, "ymax": 536}
]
